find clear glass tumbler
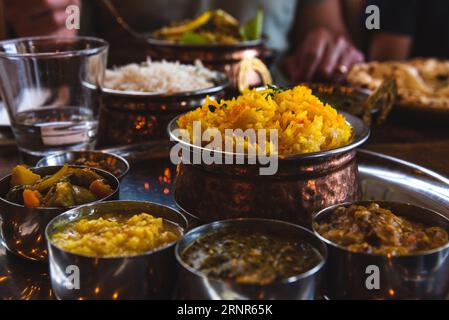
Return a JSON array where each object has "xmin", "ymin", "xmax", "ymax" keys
[{"xmin": 0, "ymin": 36, "xmax": 108, "ymax": 163}]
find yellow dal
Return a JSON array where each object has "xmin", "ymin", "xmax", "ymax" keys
[
  {"xmin": 177, "ymin": 85, "xmax": 353, "ymax": 155},
  {"xmin": 51, "ymin": 213, "xmax": 180, "ymax": 257}
]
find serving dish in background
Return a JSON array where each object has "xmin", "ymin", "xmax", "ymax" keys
[
  {"xmin": 144, "ymin": 38, "xmax": 273, "ymax": 91},
  {"xmin": 306, "ymin": 83, "xmax": 374, "ymax": 117},
  {"xmin": 46, "ymin": 200, "xmax": 188, "ymax": 300},
  {"xmin": 0, "ymin": 166, "xmax": 119, "ymax": 262},
  {"xmin": 176, "ymin": 218, "xmax": 326, "ymax": 300},
  {"xmin": 96, "ymin": 71, "xmax": 228, "ymax": 147},
  {"xmin": 313, "ymin": 201, "xmax": 449, "ymax": 300},
  {"xmin": 169, "ymin": 112, "xmax": 370, "ymax": 227}
]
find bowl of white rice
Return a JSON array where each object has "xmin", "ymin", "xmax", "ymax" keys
[{"xmin": 97, "ymin": 58, "xmax": 228, "ymax": 147}]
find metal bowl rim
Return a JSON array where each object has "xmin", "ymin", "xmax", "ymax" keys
[
  {"xmin": 305, "ymin": 83, "xmax": 373, "ymax": 97},
  {"xmin": 0, "ymin": 165, "xmax": 120, "ymax": 211},
  {"xmin": 167, "ymin": 111, "xmax": 370, "ymax": 160},
  {"xmin": 101, "ymin": 70, "xmax": 228, "ymax": 98},
  {"xmin": 146, "ymin": 36, "xmax": 264, "ymax": 49},
  {"xmin": 312, "ymin": 200, "xmax": 449, "ymax": 258},
  {"xmin": 175, "ymin": 218, "xmax": 327, "ymax": 286},
  {"xmin": 45, "ymin": 200, "xmax": 188, "ymax": 260},
  {"xmin": 36, "ymin": 150, "xmax": 130, "ymax": 180}
]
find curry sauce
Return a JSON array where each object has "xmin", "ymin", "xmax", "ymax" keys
[
  {"xmin": 314, "ymin": 203, "xmax": 449, "ymax": 256},
  {"xmin": 181, "ymin": 230, "xmax": 322, "ymax": 285}
]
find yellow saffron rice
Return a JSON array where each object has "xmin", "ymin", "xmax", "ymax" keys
[{"xmin": 177, "ymin": 85, "xmax": 353, "ymax": 155}]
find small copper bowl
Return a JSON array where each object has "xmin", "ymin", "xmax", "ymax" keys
[
  {"xmin": 168, "ymin": 112, "xmax": 370, "ymax": 227},
  {"xmin": 0, "ymin": 166, "xmax": 119, "ymax": 262},
  {"xmin": 145, "ymin": 38, "xmax": 270, "ymax": 90},
  {"xmin": 97, "ymin": 71, "xmax": 228, "ymax": 147}
]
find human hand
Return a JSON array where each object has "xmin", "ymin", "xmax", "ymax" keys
[
  {"xmin": 285, "ymin": 27, "xmax": 364, "ymax": 83},
  {"xmin": 4, "ymin": 0, "xmax": 80, "ymax": 37}
]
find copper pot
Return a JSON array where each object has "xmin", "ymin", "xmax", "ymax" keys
[
  {"xmin": 145, "ymin": 39, "xmax": 271, "ymax": 90},
  {"xmin": 169, "ymin": 112, "xmax": 370, "ymax": 227},
  {"xmin": 97, "ymin": 72, "xmax": 228, "ymax": 147}
]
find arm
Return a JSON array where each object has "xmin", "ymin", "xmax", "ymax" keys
[
  {"xmin": 369, "ymin": 33, "xmax": 412, "ymax": 61},
  {"xmin": 4, "ymin": 0, "xmax": 80, "ymax": 37},
  {"xmin": 285, "ymin": 0, "xmax": 364, "ymax": 83},
  {"xmin": 367, "ymin": 0, "xmax": 417, "ymax": 61}
]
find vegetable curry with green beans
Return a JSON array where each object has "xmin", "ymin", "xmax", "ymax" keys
[
  {"xmin": 5, "ymin": 164, "xmax": 114, "ymax": 208},
  {"xmin": 152, "ymin": 9, "xmax": 263, "ymax": 44},
  {"xmin": 181, "ymin": 230, "xmax": 322, "ymax": 285}
]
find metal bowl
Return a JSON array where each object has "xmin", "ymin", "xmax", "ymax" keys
[
  {"xmin": 176, "ymin": 218, "xmax": 327, "ymax": 300},
  {"xmin": 305, "ymin": 83, "xmax": 375, "ymax": 117},
  {"xmin": 168, "ymin": 112, "xmax": 370, "ymax": 227},
  {"xmin": 36, "ymin": 150, "xmax": 130, "ymax": 180},
  {"xmin": 0, "ymin": 166, "xmax": 119, "ymax": 262},
  {"xmin": 313, "ymin": 201, "xmax": 449, "ymax": 299},
  {"xmin": 97, "ymin": 71, "xmax": 228, "ymax": 147},
  {"xmin": 46, "ymin": 200, "xmax": 188, "ymax": 300}
]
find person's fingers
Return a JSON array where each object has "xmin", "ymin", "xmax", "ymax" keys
[
  {"xmin": 316, "ymin": 35, "xmax": 347, "ymax": 79},
  {"xmin": 293, "ymin": 29, "xmax": 329, "ymax": 82},
  {"xmin": 333, "ymin": 47, "xmax": 365, "ymax": 83}
]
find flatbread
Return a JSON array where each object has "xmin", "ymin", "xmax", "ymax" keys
[{"xmin": 347, "ymin": 59, "xmax": 449, "ymax": 109}]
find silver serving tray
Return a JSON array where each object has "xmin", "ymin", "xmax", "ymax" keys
[{"xmin": 0, "ymin": 146, "xmax": 448, "ymax": 299}]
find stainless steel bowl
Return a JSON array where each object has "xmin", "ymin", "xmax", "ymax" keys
[
  {"xmin": 0, "ymin": 166, "xmax": 119, "ymax": 262},
  {"xmin": 97, "ymin": 71, "xmax": 228, "ymax": 147},
  {"xmin": 36, "ymin": 150, "xmax": 130, "ymax": 180},
  {"xmin": 46, "ymin": 200, "xmax": 188, "ymax": 300},
  {"xmin": 176, "ymin": 218, "xmax": 327, "ymax": 300},
  {"xmin": 169, "ymin": 112, "xmax": 370, "ymax": 227},
  {"xmin": 313, "ymin": 201, "xmax": 449, "ymax": 299}
]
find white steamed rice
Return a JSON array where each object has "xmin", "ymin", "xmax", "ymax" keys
[{"xmin": 103, "ymin": 58, "xmax": 216, "ymax": 94}]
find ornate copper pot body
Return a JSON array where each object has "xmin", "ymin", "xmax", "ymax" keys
[
  {"xmin": 97, "ymin": 72, "xmax": 228, "ymax": 147},
  {"xmin": 145, "ymin": 39, "xmax": 271, "ymax": 90},
  {"xmin": 169, "ymin": 112, "xmax": 370, "ymax": 227}
]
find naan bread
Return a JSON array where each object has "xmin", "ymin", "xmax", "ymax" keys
[{"xmin": 347, "ymin": 59, "xmax": 449, "ymax": 109}]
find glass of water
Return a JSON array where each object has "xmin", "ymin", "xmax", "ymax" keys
[{"xmin": 0, "ymin": 36, "xmax": 108, "ymax": 163}]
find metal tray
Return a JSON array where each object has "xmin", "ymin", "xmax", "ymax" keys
[{"xmin": 1, "ymin": 146, "xmax": 448, "ymax": 300}]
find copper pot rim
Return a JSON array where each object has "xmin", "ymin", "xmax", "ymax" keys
[
  {"xmin": 146, "ymin": 36, "xmax": 264, "ymax": 50},
  {"xmin": 167, "ymin": 111, "xmax": 370, "ymax": 161},
  {"xmin": 312, "ymin": 200, "xmax": 449, "ymax": 258},
  {"xmin": 101, "ymin": 70, "xmax": 228, "ymax": 98}
]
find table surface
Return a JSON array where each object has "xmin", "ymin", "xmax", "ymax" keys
[{"xmin": 1, "ymin": 110, "xmax": 448, "ymax": 177}]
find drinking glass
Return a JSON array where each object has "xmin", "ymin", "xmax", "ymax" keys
[{"xmin": 0, "ymin": 36, "xmax": 108, "ymax": 163}]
